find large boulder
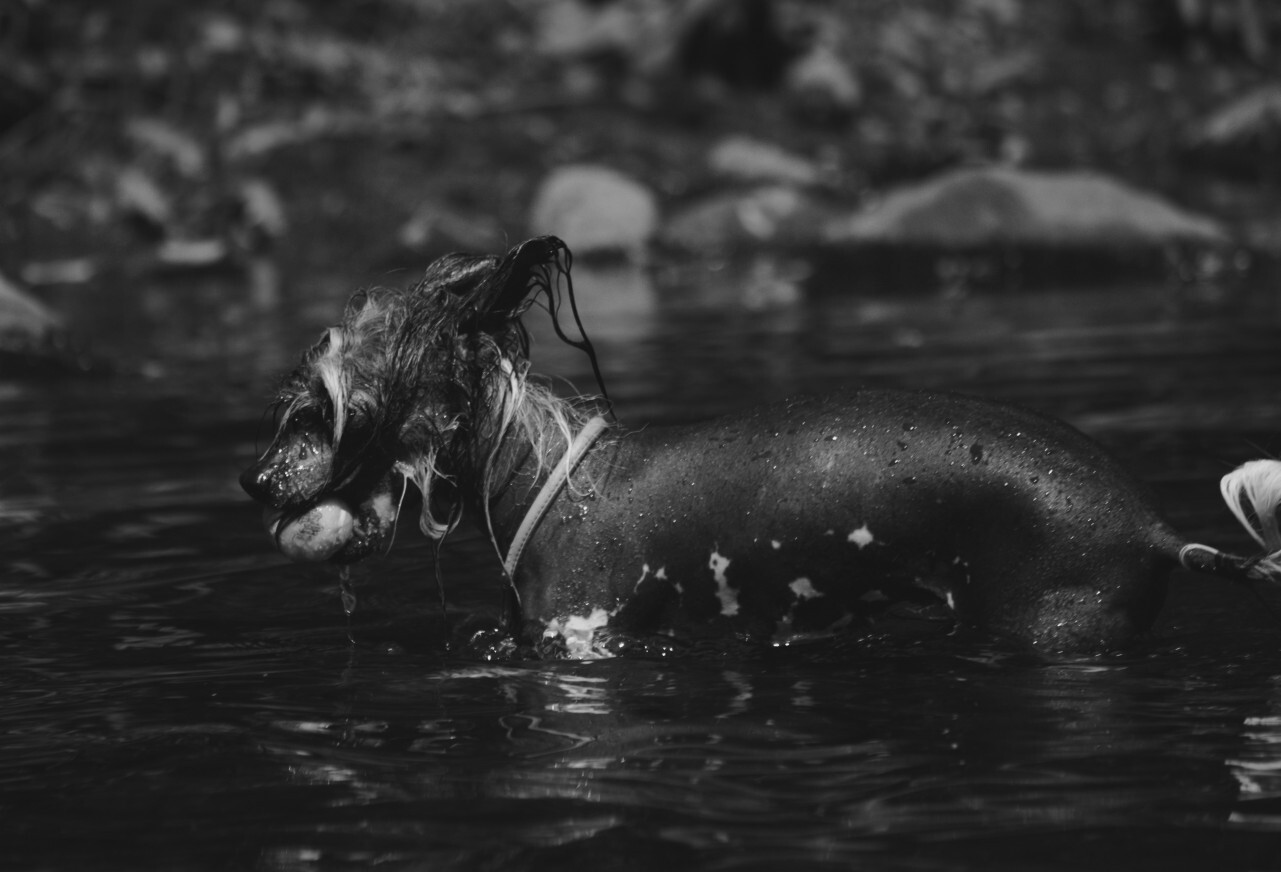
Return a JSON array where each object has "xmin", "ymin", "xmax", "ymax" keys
[
  {"xmin": 828, "ymin": 166, "xmax": 1228, "ymax": 247},
  {"xmin": 528, "ymin": 165, "xmax": 659, "ymax": 259}
]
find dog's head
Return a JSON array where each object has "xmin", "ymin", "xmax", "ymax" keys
[{"xmin": 240, "ymin": 236, "xmax": 574, "ymax": 563}]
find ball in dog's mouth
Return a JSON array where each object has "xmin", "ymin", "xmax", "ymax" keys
[{"xmin": 266, "ymin": 498, "xmax": 355, "ymax": 562}]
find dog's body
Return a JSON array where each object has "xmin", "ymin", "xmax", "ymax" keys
[
  {"xmin": 241, "ymin": 238, "xmax": 1281, "ymax": 655},
  {"xmin": 502, "ymin": 390, "xmax": 1185, "ymax": 652}
]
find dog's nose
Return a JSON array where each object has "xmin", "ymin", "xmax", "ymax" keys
[
  {"xmin": 241, "ymin": 421, "xmax": 337, "ymax": 508},
  {"xmin": 239, "ymin": 460, "xmax": 275, "ymax": 504}
]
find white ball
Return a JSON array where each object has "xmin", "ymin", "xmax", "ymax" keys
[{"xmin": 271, "ymin": 498, "xmax": 355, "ymax": 562}]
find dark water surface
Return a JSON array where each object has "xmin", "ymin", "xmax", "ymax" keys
[{"xmin": 4, "ymin": 267, "xmax": 1281, "ymax": 870}]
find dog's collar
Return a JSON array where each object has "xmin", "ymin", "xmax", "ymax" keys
[{"xmin": 503, "ymin": 415, "xmax": 609, "ymax": 579}]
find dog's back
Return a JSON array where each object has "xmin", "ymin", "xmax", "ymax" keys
[{"xmin": 516, "ymin": 389, "xmax": 1177, "ymax": 652}]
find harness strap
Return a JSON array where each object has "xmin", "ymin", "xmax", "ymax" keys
[{"xmin": 503, "ymin": 415, "xmax": 609, "ymax": 579}]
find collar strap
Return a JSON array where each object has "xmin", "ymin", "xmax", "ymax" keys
[{"xmin": 503, "ymin": 415, "xmax": 609, "ymax": 578}]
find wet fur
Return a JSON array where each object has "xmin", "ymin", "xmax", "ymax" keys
[
  {"xmin": 243, "ymin": 236, "xmax": 1281, "ymax": 654},
  {"xmin": 248, "ymin": 239, "xmax": 597, "ymax": 549}
]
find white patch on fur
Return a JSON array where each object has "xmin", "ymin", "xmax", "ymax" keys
[
  {"xmin": 655, "ymin": 566, "xmax": 667, "ymax": 580},
  {"xmin": 770, "ymin": 540, "xmax": 782, "ymax": 550},
  {"xmin": 772, "ymin": 577, "xmax": 827, "ymax": 643},
  {"xmin": 1221, "ymin": 459, "xmax": 1281, "ymax": 552},
  {"xmin": 356, "ymin": 489, "xmax": 398, "ymax": 537},
  {"xmin": 860, "ymin": 589, "xmax": 888, "ymax": 603},
  {"xmin": 709, "ymin": 549, "xmax": 738, "ymax": 616},
  {"xmin": 317, "ymin": 327, "xmax": 350, "ymax": 444},
  {"xmin": 542, "ymin": 607, "xmax": 613, "ymax": 659},
  {"xmin": 789, "ymin": 577, "xmax": 823, "ymax": 600},
  {"xmin": 395, "ymin": 451, "xmax": 458, "ymax": 541},
  {"xmin": 634, "ymin": 563, "xmax": 651, "ymax": 592},
  {"xmin": 848, "ymin": 524, "xmax": 874, "ymax": 549}
]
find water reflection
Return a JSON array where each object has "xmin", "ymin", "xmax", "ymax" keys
[
  {"xmin": 230, "ymin": 640, "xmax": 1281, "ymax": 868},
  {"xmin": 2, "ymin": 265, "xmax": 1281, "ymax": 869},
  {"xmin": 1230, "ymin": 676, "xmax": 1281, "ymax": 829}
]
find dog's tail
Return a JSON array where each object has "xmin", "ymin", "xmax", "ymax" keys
[{"xmin": 1178, "ymin": 459, "xmax": 1281, "ymax": 583}]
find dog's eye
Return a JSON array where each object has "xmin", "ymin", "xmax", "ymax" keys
[{"xmin": 344, "ymin": 402, "xmax": 375, "ymax": 434}]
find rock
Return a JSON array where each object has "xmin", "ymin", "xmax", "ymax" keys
[
  {"xmin": 0, "ymin": 271, "xmax": 61, "ymax": 337},
  {"xmin": 125, "ymin": 117, "xmax": 207, "ymax": 178},
  {"xmin": 828, "ymin": 166, "xmax": 1228, "ymax": 247},
  {"xmin": 113, "ymin": 165, "xmax": 173, "ymax": 233},
  {"xmin": 155, "ymin": 238, "xmax": 230, "ymax": 269},
  {"xmin": 236, "ymin": 178, "xmax": 288, "ymax": 241},
  {"xmin": 784, "ymin": 43, "xmax": 862, "ymax": 121},
  {"xmin": 528, "ymin": 165, "xmax": 659, "ymax": 258},
  {"xmin": 1183, "ymin": 83, "xmax": 1281, "ymax": 174},
  {"xmin": 534, "ymin": 0, "xmax": 636, "ymax": 58},
  {"xmin": 21, "ymin": 260, "xmax": 96, "ymax": 287},
  {"xmin": 661, "ymin": 185, "xmax": 839, "ymax": 252},
  {"xmin": 0, "ymin": 272, "xmax": 93, "ymax": 377},
  {"xmin": 532, "ymin": 0, "xmax": 680, "ymax": 81},
  {"xmin": 708, "ymin": 136, "xmax": 820, "ymax": 186}
]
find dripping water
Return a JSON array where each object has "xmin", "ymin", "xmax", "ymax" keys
[{"xmin": 339, "ymin": 565, "xmax": 357, "ymax": 645}]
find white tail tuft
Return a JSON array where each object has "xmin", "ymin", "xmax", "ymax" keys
[{"xmin": 1220, "ymin": 459, "xmax": 1281, "ymax": 553}]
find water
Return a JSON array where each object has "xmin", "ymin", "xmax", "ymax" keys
[{"xmin": 4, "ymin": 265, "xmax": 1281, "ymax": 870}]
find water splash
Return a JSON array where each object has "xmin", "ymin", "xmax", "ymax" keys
[{"xmin": 338, "ymin": 566, "xmax": 358, "ymax": 648}]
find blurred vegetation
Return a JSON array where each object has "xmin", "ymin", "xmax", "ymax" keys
[{"xmin": 4, "ymin": 0, "xmax": 1281, "ymax": 294}]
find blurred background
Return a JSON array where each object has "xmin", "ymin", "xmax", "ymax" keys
[{"xmin": 3, "ymin": 0, "xmax": 1281, "ymax": 379}]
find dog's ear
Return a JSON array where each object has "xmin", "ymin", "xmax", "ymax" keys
[
  {"xmin": 427, "ymin": 253, "xmax": 501, "ymax": 301},
  {"xmin": 469, "ymin": 236, "xmax": 570, "ymax": 332}
]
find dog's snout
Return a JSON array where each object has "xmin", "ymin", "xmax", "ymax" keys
[
  {"xmin": 239, "ymin": 460, "xmax": 275, "ymax": 504},
  {"xmin": 241, "ymin": 424, "xmax": 338, "ymax": 508}
]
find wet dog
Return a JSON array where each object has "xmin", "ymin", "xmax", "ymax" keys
[{"xmin": 241, "ymin": 237, "xmax": 1281, "ymax": 655}]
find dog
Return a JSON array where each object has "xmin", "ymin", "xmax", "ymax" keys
[{"xmin": 241, "ymin": 237, "xmax": 1281, "ymax": 656}]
